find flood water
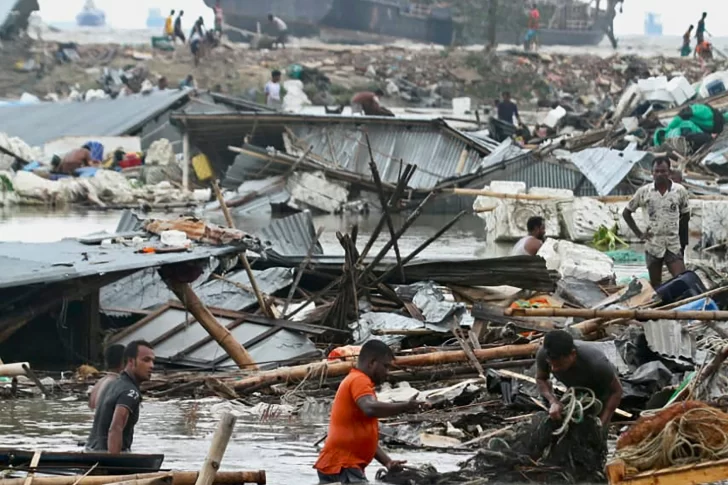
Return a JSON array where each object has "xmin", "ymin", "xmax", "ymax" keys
[
  {"xmin": 0, "ymin": 397, "xmax": 464, "ymax": 484},
  {"xmin": 0, "ymin": 208, "xmax": 484, "ymax": 484}
]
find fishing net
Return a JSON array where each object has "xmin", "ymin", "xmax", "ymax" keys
[{"xmin": 378, "ymin": 409, "xmax": 607, "ymax": 484}]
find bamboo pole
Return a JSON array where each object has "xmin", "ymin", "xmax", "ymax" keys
[
  {"xmin": 444, "ymin": 188, "xmax": 570, "ymax": 201},
  {"xmin": 211, "ymin": 180, "xmax": 273, "ymax": 318},
  {"xmin": 282, "ymin": 226, "xmax": 324, "ymax": 315},
  {"xmin": 103, "ymin": 477, "xmax": 170, "ymax": 485},
  {"xmin": 230, "ymin": 343, "xmax": 539, "ymax": 392},
  {"xmin": 195, "ymin": 412, "xmax": 237, "ymax": 485},
  {"xmin": 165, "ymin": 280, "xmax": 257, "ymax": 370},
  {"xmin": 0, "ymin": 471, "xmax": 266, "ymax": 485},
  {"xmin": 366, "ymin": 135, "xmax": 405, "ymax": 283},
  {"xmin": 506, "ymin": 307, "xmax": 728, "ymax": 321}
]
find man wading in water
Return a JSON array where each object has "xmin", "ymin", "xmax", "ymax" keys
[
  {"xmin": 88, "ymin": 344, "xmax": 125, "ymax": 410},
  {"xmin": 314, "ymin": 340, "xmax": 429, "ymax": 483},
  {"xmin": 622, "ymin": 156, "xmax": 690, "ymax": 289},
  {"xmin": 86, "ymin": 341, "xmax": 155, "ymax": 453}
]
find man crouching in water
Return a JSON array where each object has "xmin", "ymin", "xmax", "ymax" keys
[{"xmin": 314, "ymin": 340, "xmax": 428, "ymax": 483}]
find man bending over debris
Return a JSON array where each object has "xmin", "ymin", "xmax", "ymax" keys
[
  {"xmin": 536, "ymin": 330, "xmax": 622, "ymax": 428},
  {"xmin": 351, "ymin": 89, "xmax": 394, "ymax": 117},
  {"xmin": 623, "ymin": 156, "xmax": 690, "ymax": 289},
  {"xmin": 314, "ymin": 340, "xmax": 428, "ymax": 483}
]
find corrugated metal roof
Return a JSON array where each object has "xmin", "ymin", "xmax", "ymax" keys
[
  {"xmin": 0, "ymin": 238, "xmax": 247, "ymax": 289},
  {"xmin": 643, "ymin": 320, "xmax": 696, "ymax": 365},
  {"xmin": 258, "ymin": 211, "xmax": 323, "ymax": 261},
  {"xmin": 0, "ymin": 89, "xmax": 191, "ymax": 146},
  {"xmin": 563, "ymin": 145, "xmax": 649, "ymax": 196},
  {"xmin": 100, "ymin": 267, "xmax": 290, "ymax": 316},
  {"xmin": 114, "ymin": 210, "xmax": 145, "ymax": 233},
  {"xmin": 467, "ymin": 153, "xmax": 636, "ymax": 197},
  {"xmin": 110, "ymin": 305, "xmax": 322, "ymax": 370},
  {"xmin": 288, "ymin": 123, "xmax": 486, "ymax": 189}
]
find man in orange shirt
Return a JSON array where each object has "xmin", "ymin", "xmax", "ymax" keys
[{"xmin": 314, "ymin": 340, "xmax": 425, "ymax": 483}]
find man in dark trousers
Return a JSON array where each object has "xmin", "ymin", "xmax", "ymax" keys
[
  {"xmin": 497, "ymin": 91, "xmax": 522, "ymax": 126},
  {"xmin": 86, "ymin": 341, "xmax": 155, "ymax": 453},
  {"xmin": 623, "ymin": 156, "xmax": 690, "ymax": 289},
  {"xmin": 173, "ymin": 10, "xmax": 185, "ymax": 44},
  {"xmin": 536, "ymin": 330, "xmax": 623, "ymax": 428},
  {"xmin": 314, "ymin": 340, "xmax": 428, "ymax": 483}
]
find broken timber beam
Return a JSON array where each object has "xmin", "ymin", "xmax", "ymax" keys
[
  {"xmin": 0, "ymin": 471, "xmax": 266, "ymax": 485},
  {"xmin": 164, "ymin": 280, "xmax": 257, "ymax": 370},
  {"xmin": 606, "ymin": 457, "xmax": 728, "ymax": 485},
  {"xmin": 506, "ymin": 307, "xmax": 728, "ymax": 321},
  {"xmin": 230, "ymin": 343, "xmax": 539, "ymax": 392}
]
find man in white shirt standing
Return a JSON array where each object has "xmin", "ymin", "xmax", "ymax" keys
[
  {"xmin": 265, "ymin": 70, "xmax": 282, "ymax": 108},
  {"xmin": 623, "ymin": 156, "xmax": 690, "ymax": 289},
  {"xmin": 268, "ymin": 14, "xmax": 288, "ymax": 49}
]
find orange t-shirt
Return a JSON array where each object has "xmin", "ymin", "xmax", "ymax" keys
[{"xmin": 314, "ymin": 369, "xmax": 378, "ymax": 475}]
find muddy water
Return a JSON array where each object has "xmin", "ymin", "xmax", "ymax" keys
[{"xmin": 0, "ymin": 397, "xmax": 463, "ymax": 484}]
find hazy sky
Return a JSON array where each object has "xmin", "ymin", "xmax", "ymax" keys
[{"xmin": 38, "ymin": 0, "xmax": 728, "ymax": 36}]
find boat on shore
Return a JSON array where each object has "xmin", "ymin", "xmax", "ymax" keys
[
  {"xmin": 0, "ymin": 448, "xmax": 164, "ymax": 475},
  {"xmin": 209, "ymin": 0, "xmax": 610, "ymax": 46}
]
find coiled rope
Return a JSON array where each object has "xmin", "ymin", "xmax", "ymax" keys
[
  {"xmin": 616, "ymin": 406, "xmax": 728, "ymax": 474},
  {"xmin": 552, "ymin": 387, "xmax": 603, "ymax": 438}
]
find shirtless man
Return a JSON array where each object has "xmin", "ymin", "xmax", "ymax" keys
[
  {"xmin": 53, "ymin": 145, "xmax": 97, "ymax": 175},
  {"xmin": 88, "ymin": 344, "xmax": 125, "ymax": 410}
]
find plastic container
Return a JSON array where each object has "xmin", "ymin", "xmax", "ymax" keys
[
  {"xmin": 655, "ymin": 270, "xmax": 707, "ymax": 304},
  {"xmin": 192, "ymin": 153, "xmax": 213, "ymax": 182},
  {"xmin": 674, "ymin": 297, "xmax": 719, "ymax": 312},
  {"xmin": 452, "ymin": 97, "xmax": 471, "ymax": 116},
  {"xmin": 160, "ymin": 230, "xmax": 190, "ymax": 247}
]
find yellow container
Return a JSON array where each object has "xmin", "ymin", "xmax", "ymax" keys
[{"xmin": 192, "ymin": 153, "xmax": 213, "ymax": 181}]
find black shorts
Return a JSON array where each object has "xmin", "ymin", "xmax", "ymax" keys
[
  {"xmin": 317, "ymin": 468, "xmax": 367, "ymax": 484},
  {"xmin": 646, "ymin": 249, "xmax": 683, "ymax": 266},
  {"xmin": 191, "ymin": 40, "xmax": 200, "ymax": 55}
]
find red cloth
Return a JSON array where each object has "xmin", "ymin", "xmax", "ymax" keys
[{"xmin": 528, "ymin": 8, "xmax": 540, "ymax": 29}]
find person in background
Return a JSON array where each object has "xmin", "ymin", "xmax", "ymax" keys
[
  {"xmin": 681, "ymin": 25, "xmax": 693, "ymax": 57},
  {"xmin": 189, "ymin": 22, "xmax": 203, "ymax": 66},
  {"xmin": 213, "ymin": 0, "xmax": 224, "ymax": 36},
  {"xmin": 265, "ymin": 70, "xmax": 282, "ymax": 108},
  {"xmin": 497, "ymin": 91, "xmax": 522, "ymax": 126},
  {"xmin": 156, "ymin": 76, "xmax": 168, "ymax": 91},
  {"xmin": 696, "ymin": 41, "xmax": 713, "ymax": 62},
  {"xmin": 173, "ymin": 10, "xmax": 185, "ymax": 44},
  {"xmin": 88, "ymin": 344, "xmax": 125, "ymax": 410},
  {"xmin": 85, "ymin": 341, "xmax": 155, "ymax": 454},
  {"xmin": 313, "ymin": 340, "xmax": 428, "ymax": 483},
  {"xmin": 53, "ymin": 144, "xmax": 97, "ymax": 175},
  {"xmin": 179, "ymin": 74, "xmax": 196, "ymax": 89},
  {"xmin": 623, "ymin": 156, "xmax": 690, "ymax": 289},
  {"xmin": 268, "ymin": 14, "xmax": 288, "ymax": 49},
  {"xmin": 670, "ymin": 169, "xmax": 684, "ymax": 184},
  {"xmin": 164, "ymin": 10, "xmax": 175, "ymax": 39},
  {"xmin": 351, "ymin": 89, "xmax": 394, "ymax": 117},
  {"xmin": 511, "ymin": 216, "xmax": 546, "ymax": 256},
  {"xmin": 536, "ymin": 330, "xmax": 623, "ymax": 428},
  {"xmin": 524, "ymin": 4, "xmax": 540, "ymax": 51},
  {"xmin": 695, "ymin": 12, "xmax": 708, "ymax": 46}
]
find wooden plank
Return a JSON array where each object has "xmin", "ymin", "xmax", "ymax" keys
[
  {"xmin": 607, "ymin": 457, "xmax": 728, "ymax": 485},
  {"xmin": 23, "ymin": 451, "xmax": 42, "ymax": 485}
]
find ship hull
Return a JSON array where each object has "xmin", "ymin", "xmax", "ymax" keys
[{"xmin": 212, "ymin": 0, "xmax": 607, "ymax": 47}]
